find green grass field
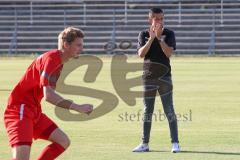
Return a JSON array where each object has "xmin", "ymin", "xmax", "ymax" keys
[{"xmin": 1, "ymin": 55, "xmax": 240, "ymax": 160}]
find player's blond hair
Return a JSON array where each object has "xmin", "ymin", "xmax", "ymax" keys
[{"xmin": 58, "ymin": 27, "xmax": 84, "ymax": 50}]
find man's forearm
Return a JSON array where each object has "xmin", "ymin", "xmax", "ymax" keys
[
  {"xmin": 160, "ymin": 41, "xmax": 174, "ymax": 58},
  {"xmin": 43, "ymin": 86, "xmax": 94, "ymax": 114},
  {"xmin": 43, "ymin": 86, "xmax": 73, "ymax": 109},
  {"xmin": 138, "ymin": 38, "xmax": 155, "ymax": 58}
]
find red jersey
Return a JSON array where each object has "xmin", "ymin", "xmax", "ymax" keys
[{"xmin": 7, "ymin": 50, "xmax": 63, "ymax": 112}]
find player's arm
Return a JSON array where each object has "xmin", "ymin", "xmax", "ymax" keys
[
  {"xmin": 159, "ymin": 41, "xmax": 174, "ymax": 58},
  {"xmin": 40, "ymin": 57, "xmax": 93, "ymax": 114},
  {"xmin": 155, "ymin": 24, "xmax": 175, "ymax": 58},
  {"xmin": 43, "ymin": 86, "xmax": 93, "ymax": 114},
  {"xmin": 138, "ymin": 26, "xmax": 155, "ymax": 58}
]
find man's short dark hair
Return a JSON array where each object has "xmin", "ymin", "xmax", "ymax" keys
[{"xmin": 149, "ymin": 7, "xmax": 163, "ymax": 14}]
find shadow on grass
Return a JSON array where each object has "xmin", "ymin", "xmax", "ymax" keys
[
  {"xmin": 181, "ymin": 150, "xmax": 240, "ymax": 156},
  {"xmin": 149, "ymin": 150, "xmax": 240, "ymax": 155}
]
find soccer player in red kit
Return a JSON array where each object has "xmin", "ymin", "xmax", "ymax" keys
[{"xmin": 4, "ymin": 27, "xmax": 93, "ymax": 160}]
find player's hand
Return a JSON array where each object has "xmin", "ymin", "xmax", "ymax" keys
[
  {"xmin": 79, "ymin": 104, "xmax": 93, "ymax": 115},
  {"xmin": 155, "ymin": 23, "xmax": 164, "ymax": 39},
  {"xmin": 153, "ymin": 23, "xmax": 163, "ymax": 40},
  {"xmin": 71, "ymin": 103, "xmax": 93, "ymax": 115},
  {"xmin": 149, "ymin": 25, "xmax": 156, "ymax": 40}
]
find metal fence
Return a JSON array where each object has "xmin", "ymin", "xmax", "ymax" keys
[{"xmin": 1, "ymin": 0, "xmax": 239, "ymax": 55}]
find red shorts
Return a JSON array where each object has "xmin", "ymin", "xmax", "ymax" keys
[{"xmin": 4, "ymin": 104, "xmax": 58, "ymax": 147}]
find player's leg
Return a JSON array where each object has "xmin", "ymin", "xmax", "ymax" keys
[
  {"xmin": 4, "ymin": 105, "xmax": 34, "ymax": 160},
  {"xmin": 34, "ymin": 113, "xmax": 70, "ymax": 160},
  {"xmin": 48, "ymin": 128, "xmax": 70, "ymax": 149},
  {"xmin": 37, "ymin": 128, "xmax": 70, "ymax": 160},
  {"xmin": 158, "ymin": 76, "xmax": 180, "ymax": 152},
  {"xmin": 133, "ymin": 83, "xmax": 157, "ymax": 152},
  {"xmin": 12, "ymin": 145, "xmax": 31, "ymax": 160},
  {"xmin": 142, "ymin": 86, "xmax": 157, "ymax": 144},
  {"xmin": 160, "ymin": 89, "xmax": 179, "ymax": 142}
]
